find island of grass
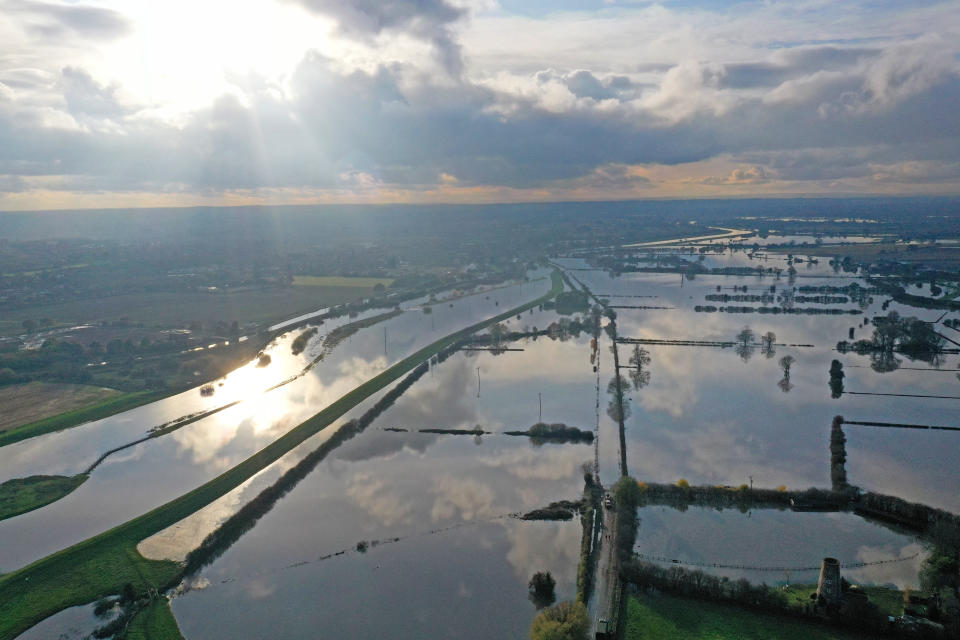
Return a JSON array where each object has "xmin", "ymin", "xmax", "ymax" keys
[
  {"xmin": 626, "ymin": 593, "xmax": 878, "ymax": 640},
  {"xmin": 504, "ymin": 422, "xmax": 594, "ymax": 443},
  {"xmin": 0, "ymin": 475, "xmax": 88, "ymax": 521},
  {"xmin": 0, "ymin": 270, "xmax": 563, "ymax": 640}
]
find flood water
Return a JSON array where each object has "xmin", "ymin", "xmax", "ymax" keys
[
  {"xmin": 0, "ymin": 275, "xmax": 553, "ymax": 571},
  {"xmin": 12, "ymin": 250, "xmax": 960, "ymax": 638}
]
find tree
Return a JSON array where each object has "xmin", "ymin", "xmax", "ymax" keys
[
  {"xmin": 529, "ymin": 601, "xmax": 589, "ymax": 640},
  {"xmin": 761, "ymin": 331, "xmax": 776, "ymax": 358},
  {"xmin": 628, "ymin": 346, "xmax": 652, "ymax": 390},
  {"xmin": 829, "ymin": 359, "xmax": 845, "ymax": 398},
  {"xmin": 778, "ymin": 355, "xmax": 794, "ymax": 375},
  {"xmin": 21, "ymin": 319, "xmax": 36, "ymax": 333},
  {"xmin": 629, "ymin": 345, "xmax": 651, "ymax": 370},
  {"xmin": 735, "ymin": 326, "xmax": 755, "ymax": 362},
  {"xmin": 529, "ymin": 571, "xmax": 557, "ymax": 609}
]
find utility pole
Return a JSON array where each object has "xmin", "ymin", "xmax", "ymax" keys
[
  {"xmin": 538, "ymin": 392, "xmax": 542, "ymax": 422},
  {"xmin": 749, "ymin": 474, "xmax": 753, "ymax": 490},
  {"xmin": 476, "ymin": 367, "xmax": 481, "ymax": 398}
]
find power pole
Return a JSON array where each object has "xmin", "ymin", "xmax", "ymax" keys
[
  {"xmin": 538, "ymin": 392, "xmax": 542, "ymax": 422},
  {"xmin": 476, "ymin": 367, "xmax": 481, "ymax": 397}
]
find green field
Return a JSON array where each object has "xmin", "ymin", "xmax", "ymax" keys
[
  {"xmin": 0, "ymin": 390, "xmax": 160, "ymax": 449},
  {"xmin": 0, "ymin": 475, "xmax": 88, "ymax": 521},
  {"xmin": 0, "ymin": 382, "xmax": 122, "ymax": 433},
  {"xmin": 0, "ymin": 285, "xmax": 372, "ymax": 336},
  {"xmin": 625, "ymin": 593, "xmax": 873, "ymax": 640},
  {"xmin": 782, "ymin": 584, "xmax": 903, "ymax": 618},
  {"xmin": 0, "ymin": 270, "xmax": 563, "ymax": 640},
  {"xmin": 292, "ymin": 275, "xmax": 394, "ymax": 288}
]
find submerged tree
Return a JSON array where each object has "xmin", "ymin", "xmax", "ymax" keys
[
  {"xmin": 735, "ymin": 326, "xmax": 755, "ymax": 362},
  {"xmin": 829, "ymin": 359, "xmax": 845, "ymax": 399},
  {"xmin": 761, "ymin": 331, "xmax": 777, "ymax": 358},
  {"xmin": 606, "ymin": 375, "xmax": 631, "ymax": 423},
  {"xmin": 628, "ymin": 345, "xmax": 652, "ymax": 390},
  {"xmin": 777, "ymin": 355, "xmax": 795, "ymax": 393},
  {"xmin": 528, "ymin": 571, "xmax": 557, "ymax": 609}
]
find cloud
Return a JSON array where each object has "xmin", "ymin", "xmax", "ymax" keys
[
  {"xmin": 290, "ymin": 0, "xmax": 467, "ymax": 74},
  {"xmin": 2, "ymin": 0, "xmax": 960, "ymax": 206},
  {"xmin": 5, "ymin": 0, "xmax": 131, "ymax": 41},
  {"xmin": 59, "ymin": 66, "xmax": 130, "ymax": 124},
  {"xmin": 692, "ymin": 165, "xmax": 775, "ymax": 186}
]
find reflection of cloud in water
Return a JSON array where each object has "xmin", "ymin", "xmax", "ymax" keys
[
  {"xmin": 630, "ymin": 345, "xmax": 699, "ymax": 418},
  {"xmin": 501, "ymin": 520, "xmax": 580, "ymax": 588},
  {"xmin": 138, "ymin": 476, "xmax": 259, "ymax": 561},
  {"xmin": 386, "ymin": 357, "xmax": 478, "ymax": 427},
  {"xmin": 335, "ymin": 431, "xmax": 437, "ymax": 463},
  {"xmin": 335, "ymin": 359, "xmax": 479, "ymax": 463},
  {"xmin": 847, "ymin": 543, "xmax": 927, "ymax": 590},
  {"xmin": 849, "ymin": 447, "xmax": 960, "ymax": 514},
  {"xmin": 478, "ymin": 338, "xmax": 593, "ymax": 384},
  {"xmin": 168, "ymin": 355, "xmax": 388, "ymax": 470},
  {"xmin": 245, "ymin": 577, "xmax": 277, "ymax": 600},
  {"xmin": 346, "ymin": 471, "xmax": 414, "ymax": 527},
  {"xmin": 478, "ymin": 447, "xmax": 587, "ymax": 483},
  {"xmin": 431, "ymin": 476, "xmax": 497, "ymax": 522}
]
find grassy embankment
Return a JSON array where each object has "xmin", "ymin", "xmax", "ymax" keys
[
  {"xmin": 0, "ymin": 270, "xmax": 563, "ymax": 640},
  {"xmin": 625, "ymin": 593, "xmax": 876, "ymax": 640},
  {"xmin": 0, "ymin": 475, "xmax": 88, "ymax": 521}
]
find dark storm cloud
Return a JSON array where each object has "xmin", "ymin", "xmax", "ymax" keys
[{"xmin": 290, "ymin": 0, "xmax": 467, "ymax": 74}]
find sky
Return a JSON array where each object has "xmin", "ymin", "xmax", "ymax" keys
[{"xmin": 1, "ymin": 0, "xmax": 959, "ymax": 210}]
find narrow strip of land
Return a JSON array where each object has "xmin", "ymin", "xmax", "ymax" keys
[
  {"xmin": 843, "ymin": 420, "xmax": 960, "ymax": 432},
  {"xmin": 846, "ymin": 391, "xmax": 960, "ymax": 399}
]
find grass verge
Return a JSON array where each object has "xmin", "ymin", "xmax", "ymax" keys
[
  {"xmin": 0, "ymin": 475, "xmax": 88, "ymax": 521},
  {"xmin": 625, "ymin": 593, "xmax": 875, "ymax": 640},
  {"xmin": 0, "ymin": 270, "xmax": 562, "ymax": 640}
]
